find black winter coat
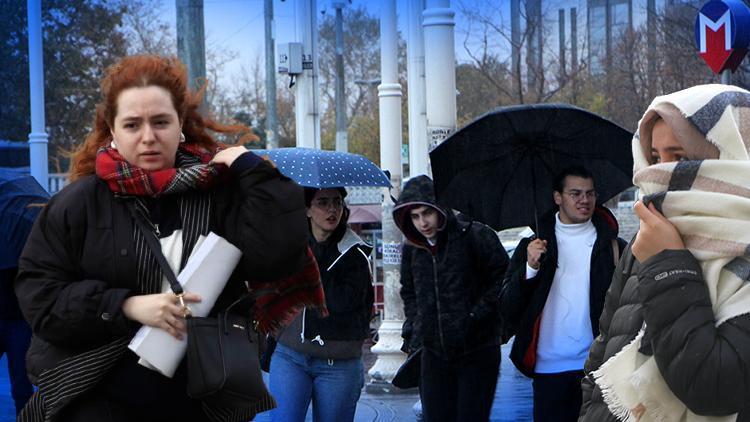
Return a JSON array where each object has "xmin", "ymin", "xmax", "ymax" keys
[
  {"xmin": 580, "ymin": 247, "xmax": 750, "ymax": 421},
  {"xmin": 303, "ymin": 228, "xmax": 374, "ymax": 341},
  {"xmin": 500, "ymin": 208, "xmax": 625, "ymax": 377},
  {"xmin": 16, "ymin": 157, "xmax": 308, "ymax": 383},
  {"xmin": 393, "ymin": 175, "xmax": 509, "ymax": 358}
]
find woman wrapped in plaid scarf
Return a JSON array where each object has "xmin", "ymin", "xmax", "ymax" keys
[
  {"xmin": 580, "ymin": 84, "xmax": 750, "ymax": 422},
  {"xmin": 15, "ymin": 55, "xmax": 326, "ymax": 422}
]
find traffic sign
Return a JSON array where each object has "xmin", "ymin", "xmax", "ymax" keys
[{"xmin": 695, "ymin": 0, "xmax": 750, "ymax": 73}]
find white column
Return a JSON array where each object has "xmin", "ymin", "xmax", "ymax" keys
[
  {"xmin": 406, "ymin": 0, "xmax": 429, "ymax": 177},
  {"xmin": 367, "ymin": 0, "xmax": 405, "ymax": 391},
  {"xmin": 294, "ymin": 0, "xmax": 321, "ymax": 149},
  {"xmin": 27, "ymin": 0, "xmax": 49, "ymax": 191},
  {"xmin": 423, "ymin": 0, "xmax": 456, "ymax": 150}
]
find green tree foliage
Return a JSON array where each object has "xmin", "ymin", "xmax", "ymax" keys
[{"xmin": 1, "ymin": 1, "xmax": 130, "ymax": 172}]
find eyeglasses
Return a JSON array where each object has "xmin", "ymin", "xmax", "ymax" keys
[
  {"xmin": 563, "ymin": 190, "xmax": 597, "ymax": 201},
  {"xmin": 312, "ymin": 198, "xmax": 344, "ymax": 209}
]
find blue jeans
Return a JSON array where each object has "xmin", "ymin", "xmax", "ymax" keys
[{"xmin": 268, "ymin": 343, "xmax": 364, "ymax": 422}]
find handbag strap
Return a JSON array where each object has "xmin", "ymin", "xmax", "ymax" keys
[{"xmin": 126, "ymin": 201, "xmax": 184, "ymax": 295}]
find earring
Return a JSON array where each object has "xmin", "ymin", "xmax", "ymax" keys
[
  {"xmin": 110, "ymin": 140, "xmax": 117, "ymax": 150},
  {"xmin": 180, "ymin": 132, "xmax": 186, "ymax": 143}
]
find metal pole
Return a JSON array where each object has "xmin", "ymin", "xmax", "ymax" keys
[
  {"xmin": 27, "ymin": 0, "xmax": 48, "ymax": 190},
  {"xmin": 423, "ymin": 0, "xmax": 457, "ymax": 150},
  {"xmin": 406, "ymin": 0, "xmax": 428, "ymax": 177},
  {"xmin": 721, "ymin": 69, "xmax": 732, "ymax": 85},
  {"xmin": 559, "ymin": 9, "xmax": 565, "ymax": 82},
  {"xmin": 176, "ymin": 0, "xmax": 206, "ymax": 93},
  {"xmin": 333, "ymin": 1, "xmax": 348, "ymax": 152},
  {"xmin": 294, "ymin": 0, "xmax": 321, "ymax": 149},
  {"xmin": 265, "ymin": 0, "xmax": 278, "ymax": 149},
  {"xmin": 511, "ymin": 0, "xmax": 521, "ymax": 101},
  {"xmin": 367, "ymin": 0, "xmax": 404, "ymax": 392}
]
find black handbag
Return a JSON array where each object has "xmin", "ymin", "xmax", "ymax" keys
[
  {"xmin": 391, "ymin": 347, "xmax": 422, "ymax": 389},
  {"xmin": 185, "ymin": 295, "xmax": 268, "ymax": 407},
  {"xmin": 128, "ymin": 202, "xmax": 269, "ymax": 408}
]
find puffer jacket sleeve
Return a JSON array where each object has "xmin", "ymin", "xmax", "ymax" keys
[
  {"xmin": 16, "ymin": 185, "xmax": 134, "ymax": 348},
  {"xmin": 499, "ymin": 237, "xmax": 535, "ymax": 328},
  {"xmin": 469, "ymin": 225, "xmax": 509, "ymax": 322},
  {"xmin": 580, "ymin": 243, "xmax": 632, "ymax": 421},
  {"xmin": 221, "ymin": 152, "xmax": 308, "ymax": 281},
  {"xmin": 399, "ymin": 244, "xmax": 418, "ymax": 352},
  {"xmin": 638, "ymin": 249, "xmax": 750, "ymax": 416}
]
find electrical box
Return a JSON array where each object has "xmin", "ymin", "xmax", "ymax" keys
[{"xmin": 277, "ymin": 43, "xmax": 303, "ymax": 75}]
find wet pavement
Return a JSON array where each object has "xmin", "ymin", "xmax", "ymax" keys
[{"xmin": 0, "ymin": 343, "xmax": 533, "ymax": 421}]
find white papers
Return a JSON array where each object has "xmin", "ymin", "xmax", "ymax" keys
[{"xmin": 128, "ymin": 232, "xmax": 242, "ymax": 377}]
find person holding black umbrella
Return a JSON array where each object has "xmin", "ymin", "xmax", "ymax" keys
[
  {"xmin": 393, "ymin": 175, "xmax": 509, "ymax": 422},
  {"xmin": 500, "ymin": 165, "xmax": 627, "ymax": 422},
  {"xmin": 268, "ymin": 187, "xmax": 374, "ymax": 422},
  {"xmin": 580, "ymin": 84, "xmax": 750, "ymax": 421}
]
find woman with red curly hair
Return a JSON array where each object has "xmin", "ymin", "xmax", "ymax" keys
[{"xmin": 15, "ymin": 55, "xmax": 325, "ymax": 422}]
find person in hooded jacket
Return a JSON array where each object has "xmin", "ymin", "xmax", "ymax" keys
[
  {"xmin": 393, "ymin": 175, "xmax": 509, "ymax": 422},
  {"xmin": 268, "ymin": 187, "xmax": 374, "ymax": 422},
  {"xmin": 580, "ymin": 84, "xmax": 750, "ymax": 421}
]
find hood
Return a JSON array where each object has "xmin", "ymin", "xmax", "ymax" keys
[
  {"xmin": 633, "ymin": 84, "xmax": 750, "ymax": 176},
  {"xmin": 393, "ymin": 175, "xmax": 448, "ymax": 245},
  {"xmin": 326, "ymin": 227, "xmax": 372, "ymax": 271}
]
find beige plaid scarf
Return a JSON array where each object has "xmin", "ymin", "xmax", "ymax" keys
[{"xmin": 593, "ymin": 84, "xmax": 750, "ymax": 422}]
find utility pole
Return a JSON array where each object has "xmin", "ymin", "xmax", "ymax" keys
[
  {"xmin": 294, "ymin": 0, "xmax": 321, "ymax": 149},
  {"xmin": 511, "ymin": 0, "xmax": 521, "ymax": 101},
  {"xmin": 176, "ymin": 0, "xmax": 206, "ymax": 92},
  {"xmin": 423, "ymin": 0, "xmax": 457, "ymax": 150},
  {"xmin": 525, "ymin": 0, "xmax": 542, "ymax": 97},
  {"xmin": 367, "ymin": 0, "xmax": 404, "ymax": 392},
  {"xmin": 406, "ymin": 0, "xmax": 428, "ymax": 177},
  {"xmin": 27, "ymin": 0, "xmax": 48, "ymax": 190},
  {"xmin": 333, "ymin": 0, "xmax": 348, "ymax": 152},
  {"xmin": 559, "ymin": 9, "xmax": 566, "ymax": 83},
  {"xmin": 265, "ymin": 0, "xmax": 278, "ymax": 149}
]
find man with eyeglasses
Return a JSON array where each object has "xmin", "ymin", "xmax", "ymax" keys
[{"xmin": 500, "ymin": 166, "xmax": 626, "ymax": 422}]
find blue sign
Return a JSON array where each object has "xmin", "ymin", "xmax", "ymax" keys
[{"xmin": 695, "ymin": 0, "xmax": 750, "ymax": 73}]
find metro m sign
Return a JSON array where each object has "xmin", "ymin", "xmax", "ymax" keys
[{"xmin": 695, "ymin": 0, "xmax": 750, "ymax": 74}]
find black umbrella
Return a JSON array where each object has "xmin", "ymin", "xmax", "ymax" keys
[
  {"xmin": 0, "ymin": 169, "xmax": 49, "ymax": 270},
  {"xmin": 430, "ymin": 103, "xmax": 633, "ymax": 232}
]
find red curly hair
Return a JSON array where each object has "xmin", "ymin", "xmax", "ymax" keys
[{"xmin": 69, "ymin": 55, "xmax": 255, "ymax": 181}]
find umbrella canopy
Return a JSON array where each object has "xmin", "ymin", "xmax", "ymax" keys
[
  {"xmin": 0, "ymin": 169, "xmax": 49, "ymax": 269},
  {"xmin": 261, "ymin": 148, "xmax": 391, "ymax": 188},
  {"xmin": 430, "ymin": 103, "xmax": 633, "ymax": 232}
]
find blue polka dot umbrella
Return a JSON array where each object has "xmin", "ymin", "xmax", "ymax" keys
[{"xmin": 260, "ymin": 148, "xmax": 391, "ymax": 188}]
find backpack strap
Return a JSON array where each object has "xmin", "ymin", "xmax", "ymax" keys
[{"xmin": 611, "ymin": 238, "xmax": 620, "ymax": 267}]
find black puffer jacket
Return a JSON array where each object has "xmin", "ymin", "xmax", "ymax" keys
[
  {"xmin": 501, "ymin": 208, "xmax": 625, "ymax": 377},
  {"xmin": 302, "ymin": 228, "xmax": 374, "ymax": 342},
  {"xmin": 394, "ymin": 175, "xmax": 509, "ymax": 358},
  {"xmin": 16, "ymin": 155, "xmax": 308, "ymax": 382},
  {"xmin": 580, "ymin": 246, "xmax": 750, "ymax": 421}
]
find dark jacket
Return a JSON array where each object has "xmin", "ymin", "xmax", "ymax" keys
[
  {"xmin": 15, "ymin": 154, "xmax": 308, "ymax": 383},
  {"xmin": 1, "ymin": 268, "xmax": 24, "ymax": 320},
  {"xmin": 500, "ymin": 207, "xmax": 625, "ymax": 377},
  {"xmin": 580, "ymin": 247, "xmax": 750, "ymax": 421},
  {"xmin": 302, "ymin": 227, "xmax": 374, "ymax": 342},
  {"xmin": 394, "ymin": 175, "xmax": 510, "ymax": 358}
]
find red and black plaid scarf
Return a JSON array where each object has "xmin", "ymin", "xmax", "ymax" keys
[
  {"xmin": 95, "ymin": 143, "xmax": 223, "ymax": 196},
  {"xmin": 94, "ymin": 142, "xmax": 327, "ymax": 332}
]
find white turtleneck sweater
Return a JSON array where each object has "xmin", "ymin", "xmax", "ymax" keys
[{"xmin": 525, "ymin": 212, "xmax": 597, "ymax": 374}]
